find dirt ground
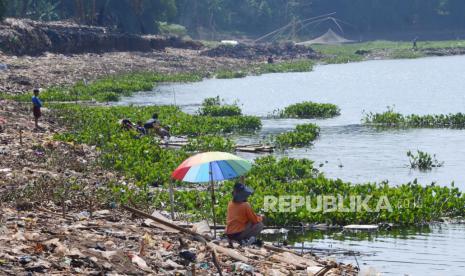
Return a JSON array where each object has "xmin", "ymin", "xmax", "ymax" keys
[{"xmin": 0, "ymin": 48, "xmax": 255, "ymax": 94}]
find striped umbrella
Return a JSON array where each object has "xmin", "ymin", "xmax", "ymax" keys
[{"xmin": 172, "ymin": 152, "xmax": 252, "ymax": 237}]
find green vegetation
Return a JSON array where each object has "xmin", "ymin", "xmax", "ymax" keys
[
  {"xmin": 198, "ymin": 96, "xmax": 242, "ymax": 117},
  {"xmin": 157, "ymin": 21, "xmax": 188, "ymax": 37},
  {"xmin": 275, "ymin": 123, "xmax": 320, "ymax": 148},
  {"xmin": 407, "ymin": 150, "xmax": 444, "ymax": 170},
  {"xmin": 364, "ymin": 108, "xmax": 465, "ymax": 128},
  {"xmin": 0, "ymin": 0, "xmax": 5, "ymax": 21},
  {"xmin": 182, "ymin": 135, "xmax": 235, "ymax": 153},
  {"xmin": 279, "ymin": 101, "xmax": 340, "ymax": 119},
  {"xmin": 1, "ymin": 62, "xmax": 313, "ymax": 103},
  {"xmin": 216, "ymin": 70, "xmax": 247, "ymax": 79},
  {"xmin": 53, "ymin": 105, "xmax": 260, "ymax": 140},
  {"xmin": 168, "ymin": 156, "xmax": 465, "ymax": 225},
  {"xmin": 255, "ymin": 60, "xmax": 313, "ymax": 74},
  {"xmin": 47, "ymin": 102, "xmax": 465, "ymax": 226},
  {"xmin": 52, "ymin": 104, "xmax": 259, "ymax": 188},
  {"xmin": 216, "ymin": 60, "xmax": 313, "ymax": 80},
  {"xmin": 315, "ymin": 40, "xmax": 465, "ymax": 64},
  {"xmin": 2, "ymin": 72, "xmax": 203, "ymax": 102},
  {"xmin": 7, "ymin": 1, "xmax": 465, "ymax": 41}
]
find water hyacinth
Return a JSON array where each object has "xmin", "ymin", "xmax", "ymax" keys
[
  {"xmin": 198, "ymin": 96, "xmax": 242, "ymax": 117},
  {"xmin": 407, "ymin": 150, "xmax": 444, "ymax": 170},
  {"xmin": 364, "ymin": 107, "xmax": 465, "ymax": 128},
  {"xmin": 3, "ymin": 72, "xmax": 204, "ymax": 102},
  {"xmin": 51, "ymin": 104, "xmax": 259, "ymax": 189},
  {"xmin": 275, "ymin": 123, "xmax": 320, "ymax": 148},
  {"xmin": 50, "ymin": 103, "xmax": 465, "ymax": 227},
  {"xmin": 278, "ymin": 101, "xmax": 341, "ymax": 119},
  {"xmin": 182, "ymin": 135, "xmax": 235, "ymax": 152},
  {"xmin": 157, "ymin": 156, "xmax": 465, "ymax": 226}
]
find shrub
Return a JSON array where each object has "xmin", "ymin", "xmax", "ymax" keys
[{"xmin": 158, "ymin": 22, "xmax": 188, "ymax": 37}]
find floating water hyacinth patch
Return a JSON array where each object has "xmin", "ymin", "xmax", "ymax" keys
[{"xmin": 275, "ymin": 101, "xmax": 340, "ymax": 119}]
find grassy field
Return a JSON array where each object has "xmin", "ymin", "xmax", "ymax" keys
[{"xmin": 313, "ymin": 39, "xmax": 465, "ymax": 63}]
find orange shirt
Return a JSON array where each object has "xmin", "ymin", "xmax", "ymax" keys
[{"xmin": 226, "ymin": 201, "xmax": 262, "ymax": 234}]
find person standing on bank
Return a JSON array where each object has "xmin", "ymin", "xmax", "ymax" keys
[
  {"xmin": 226, "ymin": 178, "xmax": 264, "ymax": 246},
  {"xmin": 32, "ymin": 88, "xmax": 42, "ymax": 130}
]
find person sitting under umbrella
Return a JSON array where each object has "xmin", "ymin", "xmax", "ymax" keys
[{"xmin": 226, "ymin": 180, "xmax": 263, "ymax": 246}]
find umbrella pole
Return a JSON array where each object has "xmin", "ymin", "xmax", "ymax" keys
[
  {"xmin": 209, "ymin": 163, "xmax": 217, "ymax": 238},
  {"xmin": 169, "ymin": 180, "xmax": 175, "ymax": 220}
]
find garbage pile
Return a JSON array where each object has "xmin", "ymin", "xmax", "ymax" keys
[
  {"xmin": 0, "ymin": 48, "xmax": 249, "ymax": 94},
  {"xmin": 201, "ymin": 43, "xmax": 320, "ymax": 60},
  {"xmin": 0, "ymin": 204, "xmax": 357, "ymax": 275}
]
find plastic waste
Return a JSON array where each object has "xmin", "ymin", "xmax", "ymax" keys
[
  {"xmin": 179, "ymin": 250, "xmax": 196, "ymax": 262},
  {"xmin": 232, "ymin": 262, "xmax": 254, "ymax": 273}
]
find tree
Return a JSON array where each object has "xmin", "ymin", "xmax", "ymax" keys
[{"xmin": 0, "ymin": 0, "xmax": 5, "ymax": 21}]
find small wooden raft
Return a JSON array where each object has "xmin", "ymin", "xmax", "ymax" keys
[{"xmin": 163, "ymin": 140, "xmax": 274, "ymax": 153}]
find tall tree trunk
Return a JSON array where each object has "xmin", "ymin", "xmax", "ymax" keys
[{"xmin": 74, "ymin": 0, "xmax": 83, "ymax": 23}]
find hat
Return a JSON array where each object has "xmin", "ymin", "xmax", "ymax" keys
[{"xmin": 233, "ymin": 182, "xmax": 254, "ymax": 202}]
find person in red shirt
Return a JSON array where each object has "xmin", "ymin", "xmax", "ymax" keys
[{"xmin": 226, "ymin": 180, "xmax": 263, "ymax": 246}]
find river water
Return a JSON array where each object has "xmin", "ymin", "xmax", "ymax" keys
[{"xmin": 119, "ymin": 55, "xmax": 465, "ymax": 275}]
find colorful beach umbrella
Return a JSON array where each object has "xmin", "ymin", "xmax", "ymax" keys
[
  {"xmin": 172, "ymin": 151, "xmax": 252, "ymax": 237},
  {"xmin": 172, "ymin": 151, "xmax": 252, "ymax": 183}
]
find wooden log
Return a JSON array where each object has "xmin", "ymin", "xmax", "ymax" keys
[
  {"xmin": 208, "ymin": 242, "xmax": 249, "ymax": 263},
  {"xmin": 270, "ymin": 254, "xmax": 307, "ymax": 270},
  {"xmin": 123, "ymin": 205, "xmax": 202, "ymax": 237}
]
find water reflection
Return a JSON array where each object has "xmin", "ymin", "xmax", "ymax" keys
[{"xmin": 280, "ymin": 224, "xmax": 465, "ymax": 275}]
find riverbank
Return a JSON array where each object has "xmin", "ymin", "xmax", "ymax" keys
[
  {"xmin": 3, "ymin": 40, "xmax": 465, "ymax": 96},
  {"xmin": 313, "ymin": 39, "xmax": 465, "ymax": 63},
  {"xmin": 0, "ymin": 100, "xmax": 358, "ymax": 275},
  {"xmin": 2, "ymin": 19, "xmax": 465, "ymax": 95}
]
